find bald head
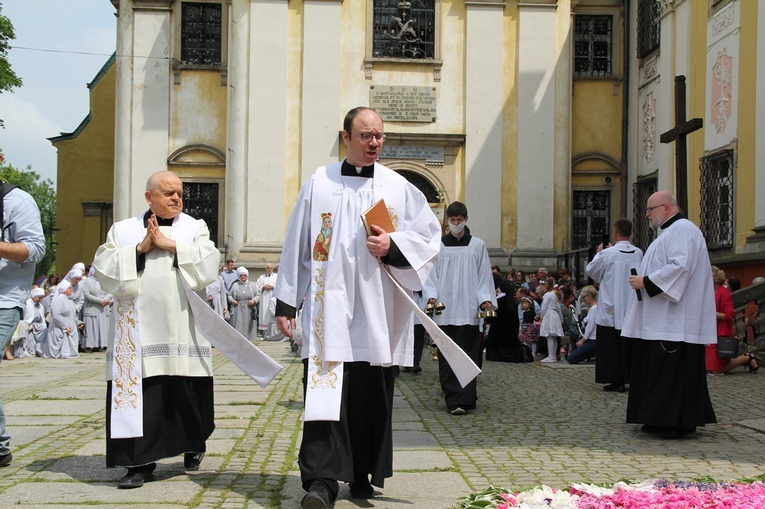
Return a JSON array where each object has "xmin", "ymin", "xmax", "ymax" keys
[
  {"xmin": 145, "ymin": 171, "xmax": 184, "ymax": 219},
  {"xmin": 646, "ymin": 191, "xmax": 679, "ymax": 230},
  {"xmin": 146, "ymin": 171, "xmax": 180, "ymax": 192}
]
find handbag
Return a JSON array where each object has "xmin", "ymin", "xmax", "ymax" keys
[{"xmin": 716, "ymin": 336, "xmax": 739, "ymax": 359}]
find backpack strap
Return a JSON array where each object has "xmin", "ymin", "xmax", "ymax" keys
[{"xmin": 0, "ymin": 180, "xmax": 19, "ymax": 241}]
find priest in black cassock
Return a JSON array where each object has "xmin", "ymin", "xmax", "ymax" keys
[
  {"xmin": 274, "ymin": 107, "xmax": 441, "ymax": 509},
  {"xmin": 623, "ymin": 191, "xmax": 717, "ymax": 438}
]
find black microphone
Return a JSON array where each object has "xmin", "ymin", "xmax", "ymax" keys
[{"xmin": 630, "ymin": 268, "xmax": 643, "ymax": 301}]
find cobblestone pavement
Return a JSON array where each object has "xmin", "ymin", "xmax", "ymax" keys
[{"xmin": 0, "ymin": 341, "xmax": 763, "ymax": 508}]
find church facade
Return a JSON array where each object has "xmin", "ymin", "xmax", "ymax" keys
[{"xmin": 52, "ymin": 0, "xmax": 765, "ymax": 282}]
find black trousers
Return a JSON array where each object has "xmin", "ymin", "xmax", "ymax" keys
[
  {"xmin": 299, "ymin": 360, "xmax": 395, "ymax": 498},
  {"xmin": 106, "ymin": 375, "xmax": 214, "ymax": 468},
  {"xmin": 438, "ymin": 325, "xmax": 481, "ymax": 410}
]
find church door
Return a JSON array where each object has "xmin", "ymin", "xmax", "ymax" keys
[
  {"xmin": 572, "ymin": 190, "xmax": 611, "ymax": 249},
  {"xmin": 182, "ymin": 182, "xmax": 220, "ymax": 246}
]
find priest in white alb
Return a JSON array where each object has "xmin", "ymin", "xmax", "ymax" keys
[
  {"xmin": 274, "ymin": 107, "xmax": 442, "ymax": 509},
  {"xmin": 93, "ymin": 171, "xmax": 221, "ymax": 489},
  {"xmin": 622, "ymin": 191, "xmax": 717, "ymax": 438},
  {"xmin": 255, "ymin": 263, "xmax": 277, "ymax": 338}
]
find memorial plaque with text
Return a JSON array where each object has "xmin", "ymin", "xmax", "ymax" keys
[
  {"xmin": 370, "ymin": 86, "xmax": 437, "ymax": 123},
  {"xmin": 380, "ymin": 145, "xmax": 444, "ymax": 162}
]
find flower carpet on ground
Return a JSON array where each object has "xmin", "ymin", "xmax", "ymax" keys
[{"xmin": 454, "ymin": 478, "xmax": 765, "ymax": 509}]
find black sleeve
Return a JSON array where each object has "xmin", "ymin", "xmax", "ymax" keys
[
  {"xmin": 136, "ymin": 248, "xmax": 146, "ymax": 272},
  {"xmin": 644, "ymin": 276, "xmax": 663, "ymax": 298},
  {"xmin": 380, "ymin": 238, "xmax": 412, "ymax": 268}
]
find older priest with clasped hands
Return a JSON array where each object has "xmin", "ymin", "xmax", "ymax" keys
[{"xmin": 93, "ymin": 171, "xmax": 221, "ymax": 489}]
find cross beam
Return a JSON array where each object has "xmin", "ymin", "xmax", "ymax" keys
[{"xmin": 660, "ymin": 75, "xmax": 703, "ymax": 215}]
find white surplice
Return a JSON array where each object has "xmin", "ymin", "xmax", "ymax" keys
[
  {"xmin": 423, "ymin": 235, "xmax": 497, "ymax": 327},
  {"xmin": 620, "ymin": 218, "xmax": 716, "ymax": 344},
  {"xmin": 255, "ymin": 273, "xmax": 278, "ymax": 332},
  {"xmin": 585, "ymin": 240, "xmax": 643, "ymax": 329},
  {"xmin": 274, "ymin": 162, "xmax": 441, "ymax": 420}
]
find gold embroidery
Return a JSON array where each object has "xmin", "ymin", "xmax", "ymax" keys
[
  {"xmin": 387, "ymin": 207, "xmax": 399, "ymax": 231},
  {"xmin": 311, "ymin": 267, "xmax": 339, "ymax": 389},
  {"xmin": 113, "ymin": 297, "xmax": 140, "ymax": 409}
]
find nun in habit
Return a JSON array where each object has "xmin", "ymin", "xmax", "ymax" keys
[
  {"xmin": 82, "ymin": 267, "xmax": 113, "ymax": 352},
  {"xmin": 65, "ymin": 267, "xmax": 86, "ymax": 317},
  {"xmin": 227, "ymin": 267, "xmax": 259, "ymax": 341},
  {"xmin": 44, "ymin": 281, "xmax": 81, "ymax": 359},
  {"xmin": 24, "ymin": 288, "xmax": 49, "ymax": 357}
]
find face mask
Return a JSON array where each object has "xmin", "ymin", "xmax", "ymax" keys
[{"xmin": 448, "ymin": 221, "xmax": 466, "ymax": 234}]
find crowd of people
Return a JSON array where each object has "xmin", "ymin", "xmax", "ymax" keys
[
  {"xmin": 4, "ymin": 264, "xmax": 113, "ymax": 360},
  {"xmin": 3, "ymin": 257, "xmax": 281, "ymax": 365},
  {"xmin": 212, "ymin": 260, "xmax": 282, "ymax": 342}
]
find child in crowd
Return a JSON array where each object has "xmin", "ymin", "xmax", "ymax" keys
[{"xmin": 518, "ymin": 297, "xmax": 539, "ymax": 358}]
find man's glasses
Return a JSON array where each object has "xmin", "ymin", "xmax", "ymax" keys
[
  {"xmin": 352, "ymin": 132, "xmax": 387, "ymax": 143},
  {"xmin": 646, "ymin": 203, "xmax": 667, "ymax": 212}
]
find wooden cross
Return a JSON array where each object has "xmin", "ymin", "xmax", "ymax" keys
[{"xmin": 660, "ymin": 75, "xmax": 703, "ymax": 215}]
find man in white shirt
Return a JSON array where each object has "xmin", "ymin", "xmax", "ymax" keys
[
  {"xmin": 585, "ymin": 218, "xmax": 643, "ymax": 392},
  {"xmin": 623, "ymin": 191, "xmax": 717, "ymax": 438}
]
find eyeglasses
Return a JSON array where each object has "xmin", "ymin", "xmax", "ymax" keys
[
  {"xmin": 646, "ymin": 203, "xmax": 667, "ymax": 213},
  {"xmin": 351, "ymin": 132, "xmax": 387, "ymax": 143}
]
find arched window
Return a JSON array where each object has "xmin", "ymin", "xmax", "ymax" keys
[{"xmin": 395, "ymin": 170, "xmax": 440, "ymax": 203}]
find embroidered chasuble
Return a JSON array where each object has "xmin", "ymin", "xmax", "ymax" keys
[
  {"xmin": 93, "ymin": 211, "xmax": 221, "ymax": 438},
  {"xmin": 275, "ymin": 161, "xmax": 442, "ymax": 421}
]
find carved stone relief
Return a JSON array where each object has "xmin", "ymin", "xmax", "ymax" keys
[{"xmin": 642, "ymin": 92, "xmax": 657, "ymax": 165}]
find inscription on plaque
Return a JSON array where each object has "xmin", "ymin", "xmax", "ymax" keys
[
  {"xmin": 380, "ymin": 145, "xmax": 444, "ymax": 162},
  {"xmin": 370, "ymin": 86, "xmax": 437, "ymax": 123}
]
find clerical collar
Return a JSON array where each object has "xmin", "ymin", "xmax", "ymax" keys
[
  {"xmin": 341, "ymin": 160, "xmax": 375, "ymax": 178},
  {"xmin": 660, "ymin": 213, "xmax": 683, "ymax": 230},
  {"xmin": 143, "ymin": 209, "xmax": 176, "ymax": 227},
  {"xmin": 443, "ymin": 226, "xmax": 472, "ymax": 246}
]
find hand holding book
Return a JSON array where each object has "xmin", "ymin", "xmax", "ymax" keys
[{"xmin": 361, "ymin": 199, "xmax": 396, "ymax": 259}]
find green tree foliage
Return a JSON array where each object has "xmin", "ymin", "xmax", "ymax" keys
[
  {"xmin": 0, "ymin": 3, "xmax": 23, "ymax": 127},
  {"xmin": 0, "ymin": 157, "xmax": 56, "ymax": 278}
]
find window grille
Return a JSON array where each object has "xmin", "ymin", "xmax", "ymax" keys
[
  {"xmin": 700, "ymin": 150, "xmax": 734, "ymax": 250},
  {"xmin": 372, "ymin": 0, "xmax": 435, "ymax": 60},
  {"xmin": 636, "ymin": 0, "xmax": 660, "ymax": 59},
  {"xmin": 183, "ymin": 182, "xmax": 220, "ymax": 246},
  {"xmin": 632, "ymin": 178, "xmax": 657, "ymax": 252},
  {"xmin": 572, "ymin": 191, "xmax": 611, "ymax": 250},
  {"xmin": 181, "ymin": 2, "xmax": 222, "ymax": 67},
  {"xmin": 574, "ymin": 15, "xmax": 613, "ymax": 77}
]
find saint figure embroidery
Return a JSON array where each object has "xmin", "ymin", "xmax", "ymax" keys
[{"xmin": 313, "ymin": 212, "xmax": 332, "ymax": 261}]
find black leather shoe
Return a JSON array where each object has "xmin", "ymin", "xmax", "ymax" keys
[
  {"xmin": 349, "ymin": 479, "xmax": 374, "ymax": 498},
  {"xmin": 411, "ymin": 366, "xmax": 422, "ymax": 374},
  {"xmin": 117, "ymin": 464, "xmax": 155, "ymax": 489},
  {"xmin": 184, "ymin": 452, "xmax": 205, "ymax": 471},
  {"xmin": 301, "ymin": 482, "xmax": 334, "ymax": 508},
  {"xmin": 603, "ymin": 384, "xmax": 626, "ymax": 392},
  {"xmin": 0, "ymin": 452, "xmax": 12, "ymax": 467}
]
